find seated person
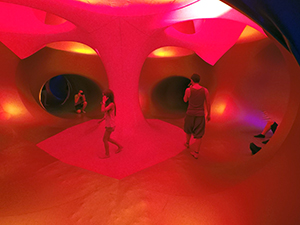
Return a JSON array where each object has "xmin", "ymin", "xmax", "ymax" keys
[
  {"xmin": 74, "ymin": 90, "xmax": 87, "ymax": 113},
  {"xmin": 254, "ymin": 120, "xmax": 278, "ymax": 139},
  {"xmin": 250, "ymin": 120, "xmax": 278, "ymax": 155}
]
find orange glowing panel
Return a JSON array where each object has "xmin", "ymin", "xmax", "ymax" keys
[
  {"xmin": 2, "ymin": 103, "xmax": 24, "ymax": 116},
  {"xmin": 47, "ymin": 42, "xmax": 97, "ymax": 55},
  {"xmin": 237, "ymin": 25, "xmax": 267, "ymax": 43},
  {"xmin": 211, "ymin": 94, "xmax": 240, "ymax": 122},
  {"xmin": 149, "ymin": 46, "xmax": 194, "ymax": 58},
  {"xmin": 0, "ymin": 105, "xmax": 10, "ymax": 120},
  {"xmin": 214, "ymin": 102, "xmax": 227, "ymax": 115},
  {"xmin": 0, "ymin": 90, "xmax": 29, "ymax": 118}
]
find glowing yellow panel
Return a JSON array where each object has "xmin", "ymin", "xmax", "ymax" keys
[
  {"xmin": 3, "ymin": 103, "xmax": 24, "ymax": 116},
  {"xmin": 149, "ymin": 46, "xmax": 194, "ymax": 58},
  {"xmin": 213, "ymin": 102, "xmax": 226, "ymax": 115},
  {"xmin": 47, "ymin": 42, "xmax": 97, "ymax": 55}
]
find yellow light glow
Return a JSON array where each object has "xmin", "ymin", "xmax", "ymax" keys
[
  {"xmin": 3, "ymin": 103, "xmax": 24, "ymax": 116},
  {"xmin": 47, "ymin": 42, "xmax": 97, "ymax": 55},
  {"xmin": 214, "ymin": 103, "xmax": 226, "ymax": 115},
  {"xmin": 69, "ymin": 46, "xmax": 97, "ymax": 55},
  {"xmin": 149, "ymin": 46, "xmax": 194, "ymax": 58},
  {"xmin": 152, "ymin": 48, "xmax": 176, "ymax": 57},
  {"xmin": 0, "ymin": 90, "xmax": 28, "ymax": 118}
]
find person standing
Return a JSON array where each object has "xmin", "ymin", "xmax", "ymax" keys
[
  {"xmin": 183, "ymin": 73, "xmax": 211, "ymax": 159},
  {"xmin": 100, "ymin": 89, "xmax": 122, "ymax": 158}
]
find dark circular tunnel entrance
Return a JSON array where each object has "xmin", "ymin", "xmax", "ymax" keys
[
  {"xmin": 39, "ymin": 74, "xmax": 102, "ymax": 118},
  {"xmin": 151, "ymin": 76, "xmax": 190, "ymax": 117}
]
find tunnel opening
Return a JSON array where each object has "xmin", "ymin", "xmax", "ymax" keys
[
  {"xmin": 40, "ymin": 75, "xmax": 70, "ymax": 108},
  {"xmin": 140, "ymin": 40, "xmax": 290, "ymax": 157},
  {"xmin": 140, "ymin": 48, "xmax": 214, "ymax": 120},
  {"xmin": 39, "ymin": 74, "xmax": 102, "ymax": 118},
  {"xmin": 151, "ymin": 76, "xmax": 190, "ymax": 116}
]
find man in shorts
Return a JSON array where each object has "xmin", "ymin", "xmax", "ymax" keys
[{"xmin": 183, "ymin": 73, "xmax": 211, "ymax": 159}]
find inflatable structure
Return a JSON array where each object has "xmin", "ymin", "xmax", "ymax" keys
[{"xmin": 0, "ymin": 0, "xmax": 299, "ymax": 224}]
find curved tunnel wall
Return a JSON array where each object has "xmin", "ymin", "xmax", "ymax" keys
[
  {"xmin": 0, "ymin": 27, "xmax": 300, "ymax": 224},
  {"xmin": 140, "ymin": 39, "xmax": 289, "ymax": 127},
  {"xmin": 14, "ymin": 46, "xmax": 108, "ymax": 123},
  {"xmin": 212, "ymin": 38, "xmax": 290, "ymax": 125},
  {"xmin": 140, "ymin": 53, "xmax": 214, "ymax": 118},
  {"xmin": 40, "ymin": 74, "xmax": 102, "ymax": 118},
  {"xmin": 1, "ymin": 36, "xmax": 291, "ymax": 131}
]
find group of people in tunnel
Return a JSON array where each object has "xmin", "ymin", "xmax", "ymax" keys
[
  {"xmin": 74, "ymin": 73, "xmax": 211, "ymax": 159},
  {"xmin": 74, "ymin": 73, "xmax": 277, "ymax": 159}
]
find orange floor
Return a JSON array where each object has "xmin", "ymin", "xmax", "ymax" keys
[
  {"xmin": 2, "ymin": 108, "xmax": 296, "ymax": 225},
  {"xmin": 1, "ymin": 38, "xmax": 300, "ymax": 225}
]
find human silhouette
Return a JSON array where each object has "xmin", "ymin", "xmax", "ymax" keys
[
  {"xmin": 74, "ymin": 90, "xmax": 87, "ymax": 113},
  {"xmin": 99, "ymin": 89, "xmax": 122, "ymax": 158},
  {"xmin": 183, "ymin": 73, "xmax": 211, "ymax": 159}
]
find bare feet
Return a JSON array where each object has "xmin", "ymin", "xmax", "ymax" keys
[
  {"xmin": 190, "ymin": 151, "xmax": 199, "ymax": 159},
  {"xmin": 98, "ymin": 154, "xmax": 110, "ymax": 159},
  {"xmin": 115, "ymin": 146, "xmax": 123, "ymax": 154},
  {"xmin": 184, "ymin": 142, "xmax": 189, "ymax": 148}
]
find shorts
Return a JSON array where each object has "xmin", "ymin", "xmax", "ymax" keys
[
  {"xmin": 184, "ymin": 115, "xmax": 205, "ymax": 139},
  {"xmin": 75, "ymin": 103, "xmax": 84, "ymax": 110}
]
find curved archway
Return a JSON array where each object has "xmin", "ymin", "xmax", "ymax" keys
[
  {"xmin": 40, "ymin": 75, "xmax": 70, "ymax": 109},
  {"xmin": 140, "ymin": 47, "xmax": 214, "ymax": 119},
  {"xmin": 140, "ymin": 39, "xmax": 290, "ymax": 162},
  {"xmin": 1, "ymin": 1, "xmax": 300, "ymax": 224},
  {"xmin": 151, "ymin": 76, "xmax": 189, "ymax": 116},
  {"xmin": 14, "ymin": 41, "xmax": 108, "ymax": 122},
  {"xmin": 39, "ymin": 74, "xmax": 102, "ymax": 118}
]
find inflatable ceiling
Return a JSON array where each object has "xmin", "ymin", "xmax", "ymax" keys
[{"xmin": 0, "ymin": 0, "xmax": 300, "ymax": 224}]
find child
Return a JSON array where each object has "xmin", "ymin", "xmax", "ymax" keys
[{"xmin": 100, "ymin": 89, "xmax": 122, "ymax": 158}]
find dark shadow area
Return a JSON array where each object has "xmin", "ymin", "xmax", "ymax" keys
[
  {"xmin": 40, "ymin": 75, "xmax": 70, "ymax": 108},
  {"xmin": 151, "ymin": 76, "xmax": 190, "ymax": 117},
  {"xmin": 39, "ymin": 74, "xmax": 102, "ymax": 118}
]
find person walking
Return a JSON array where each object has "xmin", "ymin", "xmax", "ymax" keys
[
  {"xmin": 183, "ymin": 73, "xmax": 211, "ymax": 159},
  {"xmin": 100, "ymin": 89, "xmax": 122, "ymax": 158}
]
